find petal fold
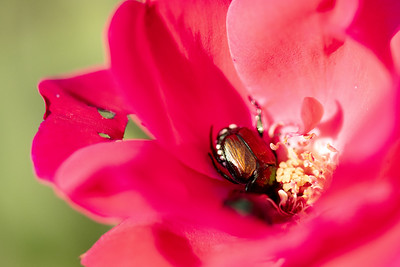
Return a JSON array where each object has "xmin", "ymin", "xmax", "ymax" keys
[
  {"xmin": 55, "ymin": 139, "xmax": 274, "ymax": 237},
  {"xmin": 54, "ymin": 140, "xmax": 234, "ymax": 223}
]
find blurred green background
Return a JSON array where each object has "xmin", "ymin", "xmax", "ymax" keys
[{"xmin": 0, "ymin": 1, "xmax": 127, "ymax": 266}]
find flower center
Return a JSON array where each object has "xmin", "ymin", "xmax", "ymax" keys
[
  {"xmin": 219, "ymin": 122, "xmax": 339, "ymax": 224},
  {"xmin": 212, "ymin": 99, "xmax": 339, "ymax": 223},
  {"xmin": 268, "ymin": 124, "xmax": 338, "ymax": 216}
]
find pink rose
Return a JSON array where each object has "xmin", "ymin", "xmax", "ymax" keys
[{"xmin": 32, "ymin": 0, "xmax": 400, "ymax": 266}]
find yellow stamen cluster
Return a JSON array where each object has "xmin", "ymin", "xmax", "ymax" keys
[{"xmin": 273, "ymin": 133, "xmax": 337, "ymax": 213}]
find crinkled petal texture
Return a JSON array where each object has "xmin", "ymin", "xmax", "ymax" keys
[
  {"xmin": 108, "ymin": 0, "xmax": 252, "ymax": 178},
  {"xmin": 227, "ymin": 0, "xmax": 399, "ymax": 160}
]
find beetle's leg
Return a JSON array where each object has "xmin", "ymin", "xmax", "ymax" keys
[
  {"xmin": 208, "ymin": 153, "xmax": 239, "ymax": 184},
  {"xmin": 209, "ymin": 126, "xmax": 224, "ymax": 165},
  {"xmin": 209, "ymin": 126, "xmax": 239, "ymax": 184},
  {"xmin": 249, "ymin": 96, "xmax": 264, "ymax": 137}
]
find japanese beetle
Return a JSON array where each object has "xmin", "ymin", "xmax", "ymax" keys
[{"xmin": 209, "ymin": 103, "xmax": 278, "ymax": 195}]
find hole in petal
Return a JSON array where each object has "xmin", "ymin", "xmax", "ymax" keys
[
  {"xmin": 97, "ymin": 108, "xmax": 116, "ymax": 119},
  {"xmin": 98, "ymin": 133, "xmax": 111, "ymax": 139}
]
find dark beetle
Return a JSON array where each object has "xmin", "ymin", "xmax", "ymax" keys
[{"xmin": 209, "ymin": 122, "xmax": 278, "ymax": 194}]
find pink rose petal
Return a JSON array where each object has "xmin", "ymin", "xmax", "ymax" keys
[
  {"xmin": 54, "ymin": 140, "xmax": 221, "ymax": 222},
  {"xmin": 31, "ymin": 1, "xmax": 400, "ymax": 266},
  {"xmin": 227, "ymin": 0, "xmax": 396, "ymax": 159},
  {"xmin": 108, "ymin": 1, "xmax": 253, "ymax": 178},
  {"xmin": 32, "ymin": 69, "xmax": 128, "ymax": 181},
  {"xmin": 200, "ymin": 139, "xmax": 400, "ymax": 266},
  {"xmin": 322, "ymin": 218, "xmax": 400, "ymax": 267},
  {"xmin": 55, "ymin": 139, "xmax": 274, "ymax": 237},
  {"xmin": 348, "ymin": 0, "xmax": 400, "ymax": 70},
  {"xmin": 301, "ymin": 96, "xmax": 324, "ymax": 133},
  {"xmin": 154, "ymin": 0, "xmax": 246, "ymax": 95},
  {"xmin": 81, "ymin": 221, "xmax": 175, "ymax": 267},
  {"xmin": 82, "ymin": 217, "xmax": 263, "ymax": 267},
  {"xmin": 279, "ymin": 139, "xmax": 400, "ymax": 265},
  {"xmin": 391, "ymin": 30, "xmax": 400, "ymax": 75}
]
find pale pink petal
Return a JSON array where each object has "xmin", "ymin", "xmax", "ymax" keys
[
  {"xmin": 108, "ymin": 1, "xmax": 252, "ymax": 178},
  {"xmin": 227, "ymin": 0, "xmax": 396, "ymax": 159},
  {"xmin": 301, "ymin": 97, "xmax": 324, "ymax": 133},
  {"xmin": 32, "ymin": 69, "xmax": 128, "ymax": 181},
  {"xmin": 317, "ymin": 100, "xmax": 343, "ymax": 138}
]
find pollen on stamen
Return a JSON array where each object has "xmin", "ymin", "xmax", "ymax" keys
[{"xmin": 273, "ymin": 129, "xmax": 338, "ymax": 214}]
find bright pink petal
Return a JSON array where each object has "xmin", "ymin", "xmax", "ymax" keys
[
  {"xmin": 54, "ymin": 140, "xmax": 204, "ymax": 222},
  {"xmin": 348, "ymin": 0, "xmax": 400, "ymax": 70},
  {"xmin": 32, "ymin": 69, "xmax": 128, "ymax": 181},
  {"xmin": 321, "ymin": 217, "xmax": 400, "ymax": 267},
  {"xmin": 390, "ymin": 31, "xmax": 400, "ymax": 138},
  {"xmin": 391, "ymin": 30, "xmax": 400, "ymax": 75},
  {"xmin": 108, "ymin": 1, "xmax": 252, "ymax": 178},
  {"xmin": 227, "ymin": 0, "xmax": 396, "ymax": 159},
  {"xmin": 154, "ymin": 0, "xmax": 246, "ymax": 95},
  {"xmin": 54, "ymin": 140, "xmax": 232, "ymax": 223},
  {"xmin": 82, "ymin": 218, "xmax": 258, "ymax": 267},
  {"xmin": 279, "ymin": 139, "xmax": 400, "ymax": 265},
  {"xmin": 55, "ymin": 139, "xmax": 276, "ymax": 236},
  {"xmin": 82, "ymin": 215, "xmax": 278, "ymax": 267},
  {"xmin": 201, "ymin": 139, "xmax": 400, "ymax": 266},
  {"xmin": 81, "ymin": 221, "xmax": 175, "ymax": 267}
]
